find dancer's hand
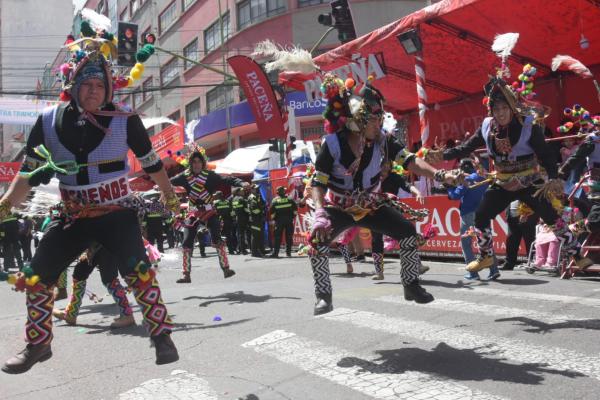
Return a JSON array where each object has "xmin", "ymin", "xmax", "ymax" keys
[
  {"xmin": 445, "ymin": 170, "xmax": 465, "ymax": 186},
  {"xmin": 310, "ymin": 208, "xmax": 331, "ymax": 244}
]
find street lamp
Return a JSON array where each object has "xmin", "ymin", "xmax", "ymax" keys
[{"xmin": 397, "ymin": 29, "xmax": 422, "ymax": 55}]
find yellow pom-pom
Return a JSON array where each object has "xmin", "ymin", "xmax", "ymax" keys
[
  {"xmin": 130, "ymin": 67, "xmax": 142, "ymax": 80},
  {"xmin": 112, "ymin": 37, "xmax": 118, "ymax": 46},
  {"xmin": 7, "ymin": 274, "xmax": 17, "ymax": 285},
  {"xmin": 29, "ymin": 275, "xmax": 40, "ymax": 286},
  {"xmin": 100, "ymin": 43, "xmax": 111, "ymax": 58},
  {"xmin": 134, "ymin": 63, "xmax": 144, "ymax": 73},
  {"xmin": 367, "ymin": 74, "xmax": 375, "ymax": 82},
  {"xmin": 68, "ymin": 44, "xmax": 81, "ymax": 52}
]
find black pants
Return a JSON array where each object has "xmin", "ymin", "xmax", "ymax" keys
[
  {"xmin": 249, "ymin": 217, "xmax": 264, "ymax": 255},
  {"xmin": 165, "ymin": 225, "xmax": 175, "ymax": 248},
  {"xmin": 475, "ymin": 185, "xmax": 557, "ymax": 229},
  {"xmin": 236, "ymin": 219, "xmax": 249, "ymax": 253},
  {"xmin": 147, "ymin": 223, "xmax": 164, "ymax": 253},
  {"xmin": 272, "ymin": 220, "xmax": 294, "ymax": 256},
  {"xmin": 506, "ymin": 215, "xmax": 536, "ymax": 265},
  {"xmin": 20, "ymin": 235, "xmax": 32, "ymax": 261},
  {"xmin": 221, "ymin": 218, "xmax": 237, "ymax": 253},
  {"xmin": 72, "ymin": 246, "xmax": 119, "ymax": 284},
  {"xmin": 3, "ymin": 238, "xmax": 23, "ymax": 270},
  {"xmin": 182, "ymin": 214, "xmax": 221, "ymax": 249},
  {"xmin": 31, "ymin": 210, "xmax": 148, "ymax": 285},
  {"xmin": 371, "ymin": 232, "xmax": 384, "ymax": 254}
]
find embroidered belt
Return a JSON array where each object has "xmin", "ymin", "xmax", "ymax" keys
[{"xmin": 494, "ymin": 158, "xmax": 538, "ymax": 174}]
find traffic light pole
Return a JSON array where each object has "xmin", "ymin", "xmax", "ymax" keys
[{"xmin": 310, "ymin": 26, "xmax": 336, "ymax": 55}]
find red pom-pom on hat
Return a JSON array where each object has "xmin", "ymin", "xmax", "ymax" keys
[{"xmin": 59, "ymin": 91, "xmax": 71, "ymax": 102}]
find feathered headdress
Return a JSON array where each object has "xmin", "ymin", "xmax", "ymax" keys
[
  {"xmin": 57, "ymin": 8, "xmax": 155, "ymax": 103},
  {"xmin": 252, "ymin": 40, "xmax": 318, "ymax": 74}
]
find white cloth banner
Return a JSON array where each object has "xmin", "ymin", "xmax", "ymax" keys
[{"xmin": 0, "ymin": 97, "xmax": 59, "ymax": 125}]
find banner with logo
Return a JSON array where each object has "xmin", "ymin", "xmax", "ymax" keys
[
  {"xmin": 0, "ymin": 98, "xmax": 59, "ymax": 125},
  {"xmin": 128, "ymin": 119, "xmax": 184, "ymax": 174},
  {"xmin": 0, "ymin": 162, "xmax": 21, "ymax": 182},
  {"xmin": 290, "ymin": 195, "xmax": 525, "ymax": 257},
  {"xmin": 228, "ymin": 55, "xmax": 286, "ymax": 140}
]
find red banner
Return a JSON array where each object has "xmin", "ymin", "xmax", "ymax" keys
[
  {"xmin": 0, "ymin": 162, "xmax": 21, "ymax": 182},
  {"xmin": 290, "ymin": 195, "xmax": 525, "ymax": 257},
  {"xmin": 228, "ymin": 55, "xmax": 286, "ymax": 141},
  {"xmin": 128, "ymin": 119, "xmax": 185, "ymax": 175}
]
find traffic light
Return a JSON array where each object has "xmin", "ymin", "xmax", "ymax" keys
[
  {"xmin": 317, "ymin": 0, "xmax": 357, "ymax": 44},
  {"xmin": 117, "ymin": 22, "xmax": 138, "ymax": 67},
  {"xmin": 143, "ymin": 33, "xmax": 156, "ymax": 45},
  {"xmin": 330, "ymin": 0, "xmax": 356, "ymax": 44},
  {"xmin": 268, "ymin": 138, "xmax": 279, "ymax": 152}
]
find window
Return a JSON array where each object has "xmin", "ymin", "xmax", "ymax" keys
[
  {"xmin": 185, "ymin": 98, "xmax": 201, "ymax": 122},
  {"xmin": 237, "ymin": 0, "xmax": 286, "ymax": 29},
  {"xmin": 133, "ymin": 89, "xmax": 143, "ymax": 108},
  {"xmin": 204, "ymin": 13, "xmax": 230, "ymax": 53},
  {"xmin": 163, "ymin": 110, "xmax": 181, "ymax": 130},
  {"xmin": 298, "ymin": 0, "xmax": 326, "ymax": 7},
  {"xmin": 206, "ymin": 85, "xmax": 234, "ymax": 113},
  {"xmin": 183, "ymin": 39, "xmax": 199, "ymax": 69},
  {"xmin": 159, "ymin": 1, "xmax": 177, "ymax": 34},
  {"xmin": 160, "ymin": 58, "xmax": 179, "ymax": 85},
  {"xmin": 119, "ymin": 7, "xmax": 129, "ymax": 22},
  {"xmin": 142, "ymin": 77, "xmax": 153, "ymax": 101},
  {"xmin": 182, "ymin": 0, "xmax": 196, "ymax": 11},
  {"xmin": 96, "ymin": 0, "xmax": 106, "ymax": 14}
]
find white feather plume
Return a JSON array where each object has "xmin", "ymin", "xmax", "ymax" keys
[
  {"xmin": 551, "ymin": 55, "xmax": 593, "ymax": 78},
  {"xmin": 252, "ymin": 40, "xmax": 317, "ymax": 74},
  {"xmin": 81, "ymin": 8, "xmax": 112, "ymax": 32},
  {"xmin": 491, "ymin": 33, "xmax": 520, "ymax": 60},
  {"xmin": 21, "ymin": 178, "xmax": 61, "ymax": 217}
]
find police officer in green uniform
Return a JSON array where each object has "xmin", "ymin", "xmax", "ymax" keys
[
  {"xmin": 248, "ymin": 184, "xmax": 266, "ymax": 257},
  {"xmin": 144, "ymin": 197, "xmax": 167, "ymax": 253},
  {"xmin": 269, "ymin": 186, "xmax": 298, "ymax": 258},
  {"xmin": 232, "ymin": 187, "xmax": 250, "ymax": 255},
  {"xmin": 213, "ymin": 190, "xmax": 237, "ymax": 255},
  {"xmin": 2, "ymin": 212, "xmax": 23, "ymax": 270}
]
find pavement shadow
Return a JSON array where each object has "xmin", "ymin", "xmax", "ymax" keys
[
  {"xmin": 183, "ymin": 291, "xmax": 301, "ymax": 307},
  {"xmin": 336, "ymin": 342, "xmax": 583, "ymax": 384},
  {"xmin": 237, "ymin": 395, "xmax": 259, "ymax": 400},
  {"xmin": 375, "ymin": 279, "xmax": 474, "ymax": 289},
  {"xmin": 173, "ymin": 318, "xmax": 255, "ymax": 332},
  {"xmin": 331, "ymin": 272, "xmax": 374, "ymax": 278},
  {"xmin": 493, "ymin": 278, "xmax": 549, "ymax": 285},
  {"xmin": 495, "ymin": 316, "xmax": 600, "ymax": 333}
]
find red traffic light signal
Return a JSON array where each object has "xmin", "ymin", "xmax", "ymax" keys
[{"xmin": 143, "ymin": 33, "xmax": 156, "ymax": 45}]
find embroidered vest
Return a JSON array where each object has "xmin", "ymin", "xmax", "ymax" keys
[
  {"xmin": 324, "ymin": 132, "xmax": 383, "ymax": 192},
  {"xmin": 186, "ymin": 170, "xmax": 211, "ymax": 206},
  {"xmin": 42, "ymin": 105, "xmax": 131, "ymax": 205}
]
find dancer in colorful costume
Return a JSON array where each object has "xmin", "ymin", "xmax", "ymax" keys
[
  {"xmin": 427, "ymin": 34, "xmax": 592, "ymax": 273},
  {"xmin": 1, "ymin": 10, "xmax": 179, "ymax": 373},
  {"xmin": 170, "ymin": 146, "xmax": 247, "ymax": 283},
  {"xmin": 308, "ymin": 74, "xmax": 460, "ymax": 315}
]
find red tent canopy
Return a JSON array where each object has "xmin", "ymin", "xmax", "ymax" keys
[{"xmin": 282, "ymin": 0, "xmax": 600, "ymax": 144}]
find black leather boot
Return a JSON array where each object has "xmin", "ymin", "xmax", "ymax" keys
[
  {"xmin": 151, "ymin": 333, "xmax": 179, "ymax": 365},
  {"xmin": 222, "ymin": 268, "xmax": 236, "ymax": 278},
  {"xmin": 2, "ymin": 343, "xmax": 52, "ymax": 374},
  {"xmin": 403, "ymin": 281, "xmax": 434, "ymax": 304},
  {"xmin": 313, "ymin": 293, "xmax": 333, "ymax": 315}
]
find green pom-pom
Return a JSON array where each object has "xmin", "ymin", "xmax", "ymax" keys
[
  {"xmin": 136, "ymin": 48, "xmax": 151, "ymax": 63},
  {"xmin": 80, "ymin": 20, "xmax": 95, "ymax": 37},
  {"xmin": 102, "ymin": 32, "xmax": 114, "ymax": 41},
  {"xmin": 0, "ymin": 271, "xmax": 8, "ymax": 281},
  {"xmin": 21, "ymin": 266, "xmax": 34, "ymax": 278},
  {"xmin": 138, "ymin": 263, "xmax": 150, "ymax": 274}
]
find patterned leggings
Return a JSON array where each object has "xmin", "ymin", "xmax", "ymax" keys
[{"xmin": 309, "ymin": 206, "xmax": 422, "ymax": 295}]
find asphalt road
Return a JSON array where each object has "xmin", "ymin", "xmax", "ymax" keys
[{"xmin": 1, "ymin": 248, "xmax": 600, "ymax": 400}]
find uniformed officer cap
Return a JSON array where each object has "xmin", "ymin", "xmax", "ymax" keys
[{"xmin": 276, "ymin": 186, "xmax": 286, "ymax": 193}]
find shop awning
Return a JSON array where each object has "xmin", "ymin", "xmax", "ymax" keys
[{"xmin": 282, "ymin": 0, "xmax": 600, "ymax": 114}]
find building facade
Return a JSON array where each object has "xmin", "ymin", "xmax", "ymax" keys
[{"xmin": 117, "ymin": 0, "xmax": 430, "ymax": 159}]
